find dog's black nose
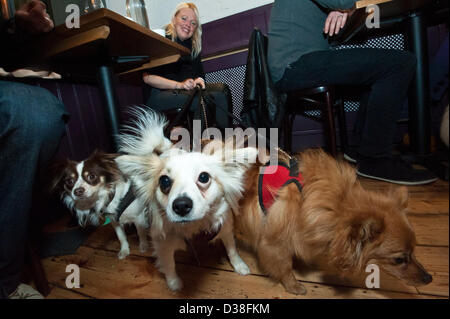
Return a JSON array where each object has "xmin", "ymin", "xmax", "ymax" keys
[
  {"xmin": 74, "ymin": 187, "xmax": 85, "ymax": 197},
  {"xmin": 422, "ymin": 273, "xmax": 433, "ymax": 284},
  {"xmin": 172, "ymin": 196, "xmax": 193, "ymax": 216}
]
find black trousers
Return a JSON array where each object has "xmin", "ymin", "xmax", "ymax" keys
[
  {"xmin": 145, "ymin": 83, "xmax": 234, "ymax": 131},
  {"xmin": 276, "ymin": 48, "xmax": 417, "ymax": 158}
]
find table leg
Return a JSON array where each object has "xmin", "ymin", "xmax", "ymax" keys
[
  {"xmin": 407, "ymin": 12, "xmax": 431, "ymax": 155},
  {"xmin": 98, "ymin": 65, "xmax": 120, "ymax": 151}
]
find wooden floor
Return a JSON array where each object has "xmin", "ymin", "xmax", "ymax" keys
[{"xmin": 40, "ymin": 177, "xmax": 449, "ymax": 299}]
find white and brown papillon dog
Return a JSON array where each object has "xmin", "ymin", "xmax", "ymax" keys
[
  {"xmin": 115, "ymin": 109, "xmax": 258, "ymax": 291},
  {"xmin": 50, "ymin": 150, "xmax": 149, "ymax": 259}
]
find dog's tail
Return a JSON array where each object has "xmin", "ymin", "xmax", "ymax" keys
[{"xmin": 116, "ymin": 107, "xmax": 173, "ymax": 155}]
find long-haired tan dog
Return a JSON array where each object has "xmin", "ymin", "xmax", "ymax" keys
[{"xmin": 234, "ymin": 149, "xmax": 432, "ymax": 295}]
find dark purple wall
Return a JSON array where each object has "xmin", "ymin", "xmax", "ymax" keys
[
  {"xmin": 27, "ymin": 79, "xmax": 143, "ymax": 161},
  {"xmin": 202, "ymin": 4, "xmax": 272, "ymax": 58},
  {"xmin": 201, "ymin": 4, "xmax": 272, "ymax": 74}
]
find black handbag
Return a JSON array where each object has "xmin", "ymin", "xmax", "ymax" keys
[{"xmin": 164, "ymin": 86, "xmax": 216, "ymax": 137}]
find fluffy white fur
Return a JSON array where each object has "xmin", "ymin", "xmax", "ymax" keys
[
  {"xmin": 116, "ymin": 109, "xmax": 258, "ymax": 291},
  {"xmin": 117, "ymin": 107, "xmax": 173, "ymax": 156}
]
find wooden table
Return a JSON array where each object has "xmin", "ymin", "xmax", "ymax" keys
[
  {"xmin": 18, "ymin": 9, "xmax": 190, "ymax": 150},
  {"xmin": 332, "ymin": 0, "xmax": 449, "ymax": 156}
]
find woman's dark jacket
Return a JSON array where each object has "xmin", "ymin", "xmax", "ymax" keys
[{"xmin": 144, "ymin": 35, "xmax": 205, "ymax": 101}]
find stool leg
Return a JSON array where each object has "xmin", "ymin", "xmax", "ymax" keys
[
  {"xmin": 322, "ymin": 90, "xmax": 337, "ymax": 156},
  {"xmin": 336, "ymin": 98, "xmax": 348, "ymax": 153},
  {"xmin": 284, "ymin": 113, "xmax": 294, "ymax": 152}
]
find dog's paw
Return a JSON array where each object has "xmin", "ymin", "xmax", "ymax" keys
[
  {"xmin": 166, "ymin": 276, "xmax": 183, "ymax": 291},
  {"xmin": 139, "ymin": 241, "xmax": 149, "ymax": 253},
  {"xmin": 285, "ymin": 282, "xmax": 307, "ymax": 295},
  {"xmin": 232, "ymin": 260, "xmax": 251, "ymax": 276},
  {"xmin": 118, "ymin": 248, "xmax": 130, "ymax": 260},
  {"xmin": 229, "ymin": 255, "xmax": 251, "ymax": 276}
]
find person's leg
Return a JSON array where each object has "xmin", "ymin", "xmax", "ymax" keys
[
  {"xmin": 343, "ymin": 90, "xmax": 370, "ymax": 163},
  {"xmin": 277, "ymin": 48, "xmax": 416, "ymax": 157},
  {"xmin": 146, "ymin": 88, "xmax": 199, "ymax": 122},
  {"xmin": 276, "ymin": 48, "xmax": 436, "ymax": 184},
  {"xmin": 0, "ymin": 81, "xmax": 67, "ymax": 298}
]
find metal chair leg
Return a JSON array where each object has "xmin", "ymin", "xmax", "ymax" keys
[{"xmin": 322, "ymin": 90, "xmax": 337, "ymax": 156}]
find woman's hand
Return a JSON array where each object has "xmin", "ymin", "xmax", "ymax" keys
[
  {"xmin": 177, "ymin": 78, "xmax": 196, "ymax": 90},
  {"xmin": 194, "ymin": 77, "xmax": 206, "ymax": 89},
  {"xmin": 323, "ymin": 11, "xmax": 348, "ymax": 36}
]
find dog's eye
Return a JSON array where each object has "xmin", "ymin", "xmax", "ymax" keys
[
  {"xmin": 198, "ymin": 172, "xmax": 210, "ymax": 184},
  {"xmin": 159, "ymin": 175, "xmax": 172, "ymax": 194},
  {"xmin": 87, "ymin": 173, "xmax": 97, "ymax": 181},
  {"xmin": 65, "ymin": 178, "xmax": 75, "ymax": 187},
  {"xmin": 394, "ymin": 257, "xmax": 407, "ymax": 265}
]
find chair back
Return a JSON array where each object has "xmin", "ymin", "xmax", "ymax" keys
[{"xmin": 241, "ymin": 28, "xmax": 286, "ymax": 129}]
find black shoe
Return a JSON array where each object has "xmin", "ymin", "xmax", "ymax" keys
[{"xmin": 357, "ymin": 157, "xmax": 438, "ymax": 185}]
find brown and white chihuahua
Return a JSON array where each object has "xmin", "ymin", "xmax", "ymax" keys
[{"xmin": 50, "ymin": 150, "xmax": 149, "ymax": 259}]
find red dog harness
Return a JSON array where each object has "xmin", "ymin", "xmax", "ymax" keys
[{"xmin": 258, "ymin": 159, "xmax": 304, "ymax": 214}]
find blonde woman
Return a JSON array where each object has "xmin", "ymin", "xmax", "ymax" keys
[{"xmin": 143, "ymin": 2, "xmax": 233, "ymax": 131}]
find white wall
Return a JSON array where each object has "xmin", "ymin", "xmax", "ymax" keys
[{"xmin": 106, "ymin": 0, "xmax": 274, "ymax": 30}]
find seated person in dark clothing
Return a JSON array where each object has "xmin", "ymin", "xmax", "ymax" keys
[
  {"xmin": 0, "ymin": 0, "xmax": 68, "ymax": 299},
  {"xmin": 268, "ymin": 0, "xmax": 437, "ymax": 185},
  {"xmin": 143, "ymin": 2, "xmax": 233, "ymax": 131}
]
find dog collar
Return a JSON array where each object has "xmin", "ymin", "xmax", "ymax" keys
[
  {"xmin": 102, "ymin": 217, "xmax": 112, "ymax": 226},
  {"xmin": 258, "ymin": 158, "xmax": 304, "ymax": 214}
]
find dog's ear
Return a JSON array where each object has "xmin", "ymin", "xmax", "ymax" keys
[
  {"xmin": 116, "ymin": 154, "xmax": 163, "ymax": 202},
  {"xmin": 211, "ymin": 146, "xmax": 258, "ymax": 212},
  {"xmin": 115, "ymin": 154, "xmax": 161, "ymax": 180},
  {"xmin": 97, "ymin": 152, "xmax": 120, "ymax": 168},
  {"xmin": 332, "ymin": 215, "xmax": 385, "ymax": 271},
  {"xmin": 233, "ymin": 147, "xmax": 259, "ymax": 168},
  {"xmin": 115, "ymin": 154, "xmax": 149, "ymax": 175},
  {"xmin": 350, "ymin": 216, "xmax": 385, "ymax": 244},
  {"xmin": 46, "ymin": 158, "xmax": 69, "ymax": 194},
  {"xmin": 89, "ymin": 148, "xmax": 102, "ymax": 158},
  {"xmin": 221, "ymin": 146, "xmax": 259, "ymax": 169},
  {"xmin": 388, "ymin": 186, "xmax": 409, "ymax": 211},
  {"xmin": 88, "ymin": 149, "xmax": 115, "ymax": 161}
]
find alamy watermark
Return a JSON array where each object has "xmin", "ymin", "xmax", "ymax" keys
[
  {"xmin": 365, "ymin": 264, "xmax": 380, "ymax": 289},
  {"xmin": 170, "ymin": 120, "xmax": 280, "ymax": 173},
  {"xmin": 65, "ymin": 264, "xmax": 80, "ymax": 288},
  {"xmin": 65, "ymin": 4, "xmax": 80, "ymax": 29},
  {"xmin": 365, "ymin": 5, "xmax": 381, "ymax": 29}
]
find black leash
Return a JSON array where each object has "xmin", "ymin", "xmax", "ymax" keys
[
  {"xmin": 115, "ymin": 184, "xmax": 136, "ymax": 222},
  {"xmin": 164, "ymin": 86, "xmax": 201, "ymax": 137}
]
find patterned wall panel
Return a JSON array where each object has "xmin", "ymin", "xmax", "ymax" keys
[{"xmin": 205, "ymin": 65, "xmax": 246, "ymax": 122}]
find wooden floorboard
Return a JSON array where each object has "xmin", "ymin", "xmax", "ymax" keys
[
  {"xmin": 41, "ymin": 179, "xmax": 449, "ymax": 299},
  {"xmin": 43, "ymin": 246, "xmax": 438, "ymax": 299}
]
